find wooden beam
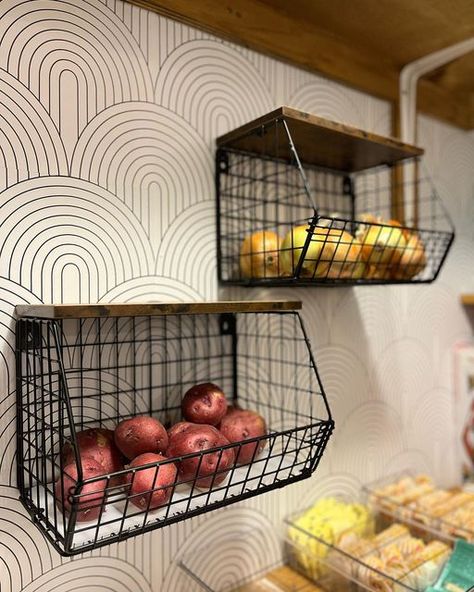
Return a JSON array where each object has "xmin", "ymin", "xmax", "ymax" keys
[
  {"xmin": 390, "ymin": 101, "xmax": 405, "ymax": 223},
  {"xmin": 418, "ymin": 78, "xmax": 472, "ymax": 129},
  {"xmin": 126, "ymin": 0, "xmax": 473, "ymax": 130},
  {"xmin": 129, "ymin": 0, "xmax": 398, "ymax": 99}
]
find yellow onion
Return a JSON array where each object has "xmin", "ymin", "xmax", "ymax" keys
[
  {"xmin": 359, "ymin": 221, "xmax": 407, "ymax": 273},
  {"xmin": 363, "ymin": 265, "xmax": 392, "ymax": 280},
  {"xmin": 391, "ymin": 232, "xmax": 427, "ymax": 279},
  {"xmin": 325, "ymin": 230, "xmax": 366, "ymax": 280},
  {"xmin": 280, "ymin": 225, "xmax": 331, "ymax": 278},
  {"xmin": 239, "ymin": 230, "xmax": 281, "ymax": 279},
  {"xmin": 281, "ymin": 225, "xmax": 365, "ymax": 280}
]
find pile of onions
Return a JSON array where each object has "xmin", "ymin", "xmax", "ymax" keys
[
  {"xmin": 357, "ymin": 214, "xmax": 426, "ymax": 280},
  {"xmin": 280, "ymin": 225, "xmax": 366, "ymax": 279},
  {"xmin": 238, "ymin": 217, "xmax": 426, "ymax": 281}
]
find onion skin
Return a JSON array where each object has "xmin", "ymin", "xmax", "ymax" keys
[
  {"xmin": 280, "ymin": 225, "xmax": 329, "ymax": 278},
  {"xmin": 391, "ymin": 232, "xmax": 427, "ymax": 279},
  {"xmin": 239, "ymin": 231, "xmax": 281, "ymax": 278},
  {"xmin": 358, "ymin": 216, "xmax": 426, "ymax": 280},
  {"xmin": 281, "ymin": 225, "xmax": 366, "ymax": 280},
  {"xmin": 360, "ymin": 223, "xmax": 407, "ymax": 265},
  {"xmin": 324, "ymin": 229, "xmax": 366, "ymax": 280}
]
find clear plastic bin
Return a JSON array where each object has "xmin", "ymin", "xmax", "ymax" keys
[
  {"xmin": 363, "ymin": 472, "xmax": 474, "ymax": 544},
  {"xmin": 178, "ymin": 524, "xmax": 316, "ymax": 591},
  {"xmin": 285, "ymin": 509, "xmax": 451, "ymax": 592}
]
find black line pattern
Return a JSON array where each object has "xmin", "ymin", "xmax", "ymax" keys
[{"xmin": 0, "ymin": 0, "xmax": 473, "ymax": 590}]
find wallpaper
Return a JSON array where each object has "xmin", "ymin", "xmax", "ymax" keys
[{"xmin": 1, "ymin": 0, "xmax": 474, "ymax": 590}]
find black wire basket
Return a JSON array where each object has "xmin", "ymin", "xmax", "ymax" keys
[
  {"xmin": 216, "ymin": 107, "xmax": 455, "ymax": 286},
  {"xmin": 16, "ymin": 301, "xmax": 333, "ymax": 556}
]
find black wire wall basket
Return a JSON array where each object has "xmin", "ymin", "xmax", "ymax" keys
[
  {"xmin": 216, "ymin": 107, "xmax": 455, "ymax": 286},
  {"xmin": 16, "ymin": 301, "xmax": 333, "ymax": 556}
]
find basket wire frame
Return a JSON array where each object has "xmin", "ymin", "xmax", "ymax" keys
[
  {"xmin": 16, "ymin": 311, "xmax": 333, "ymax": 555},
  {"xmin": 216, "ymin": 116, "xmax": 454, "ymax": 285}
]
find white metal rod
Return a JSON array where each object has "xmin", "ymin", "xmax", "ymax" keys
[{"xmin": 400, "ymin": 38, "xmax": 474, "ymax": 144}]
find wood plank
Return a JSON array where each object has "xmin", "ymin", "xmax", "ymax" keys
[
  {"xmin": 127, "ymin": 0, "xmax": 399, "ymax": 102},
  {"xmin": 390, "ymin": 101, "xmax": 405, "ymax": 223},
  {"xmin": 232, "ymin": 565, "xmax": 323, "ymax": 592},
  {"xmin": 266, "ymin": 565, "xmax": 323, "ymax": 592},
  {"xmin": 15, "ymin": 301, "xmax": 302, "ymax": 319},
  {"xmin": 125, "ymin": 0, "xmax": 473, "ymax": 130},
  {"xmin": 461, "ymin": 295, "xmax": 474, "ymax": 306},
  {"xmin": 218, "ymin": 106, "xmax": 423, "ymax": 172},
  {"xmin": 262, "ymin": 0, "xmax": 474, "ymax": 65}
]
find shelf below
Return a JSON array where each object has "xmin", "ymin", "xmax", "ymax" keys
[
  {"xmin": 217, "ymin": 106, "xmax": 423, "ymax": 172},
  {"xmin": 232, "ymin": 565, "xmax": 322, "ymax": 592},
  {"xmin": 15, "ymin": 300, "xmax": 302, "ymax": 319},
  {"xmin": 461, "ymin": 294, "xmax": 474, "ymax": 306}
]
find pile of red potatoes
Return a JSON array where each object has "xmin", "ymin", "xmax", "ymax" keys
[{"xmin": 55, "ymin": 383, "xmax": 267, "ymax": 522}]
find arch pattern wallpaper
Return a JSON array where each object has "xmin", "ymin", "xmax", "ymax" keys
[{"xmin": 1, "ymin": 0, "xmax": 474, "ymax": 590}]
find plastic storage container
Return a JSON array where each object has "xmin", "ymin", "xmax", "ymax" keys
[
  {"xmin": 363, "ymin": 472, "xmax": 474, "ymax": 544},
  {"xmin": 285, "ymin": 507, "xmax": 451, "ymax": 591},
  {"xmin": 178, "ymin": 524, "xmax": 315, "ymax": 592}
]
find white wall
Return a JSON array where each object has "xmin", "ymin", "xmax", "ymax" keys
[{"xmin": 0, "ymin": 1, "xmax": 473, "ymax": 590}]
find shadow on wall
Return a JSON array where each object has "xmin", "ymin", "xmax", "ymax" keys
[{"xmin": 219, "ymin": 284, "xmax": 405, "ymax": 484}]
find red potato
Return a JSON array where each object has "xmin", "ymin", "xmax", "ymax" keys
[
  {"xmin": 181, "ymin": 383, "xmax": 228, "ymax": 425},
  {"xmin": 219, "ymin": 408, "xmax": 267, "ymax": 465},
  {"xmin": 62, "ymin": 428, "xmax": 124, "ymax": 487},
  {"xmin": 167, "ymin": 421, "xmax": 195, "ymax": 442},
  {"xmin": 126, "ymin": 453, "xmax": 177, "ymax": 511},
  {"xmin": 55, "ymin": 457, "xmax": 107, "ymax": 522},
  {"xmin": 114, "ymin": 416, "xmax": 168, "ymax": 460},
  {"xmin": 166, "ymin": 424, "xmax": 235, "ymax": 489}
]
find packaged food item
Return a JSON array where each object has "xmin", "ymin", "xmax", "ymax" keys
[
  {"xmin": 356, "ymin": 532, "xmax": 450, "ymax": 590},
  {"xmin": 424, "ymin": 539, "xmax": 474, "ymax": 591},
  {"xmin": 287, "ymin": 494, "xmax": 453, "ymax": 592},
  {"xmin": 440, "ymin": 500, "xmax": 474, "ymax": 539},
  {"xmin": 286, "ymin": 497, "xmax": 374, "ymax": 579},
  {"xmin": 370, "ymin": 475, "xmax": 435, "ymax": 513},
  {"xmin": 399, "ymin": 541, "xmax": 451, "ymax": 589},
  {"xmin": 373, "ymin": 524, "xmax": 409, "ymax": 546},
  {"xmin": 367, "ymin": 473, "xmax": 474, "ymax": 542}
]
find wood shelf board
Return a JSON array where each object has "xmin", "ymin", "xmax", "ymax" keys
[
  {"xmin": 232, "ymin": 564, "xmax": 323, "ymax": 591},
  {"xmin": 217, "ymin": 106, "xmax": 423, "ymax": 172},
  {"xmin": 15, "ymin": 301, "xmax": 302, "ymax": 319},
  {"xmin": 461, "ymin": 294, "xmax": 474, "ymax": 306},
  {"xmin": 125, "ymin": 0, "xmax": 474, "ymax": 130}
]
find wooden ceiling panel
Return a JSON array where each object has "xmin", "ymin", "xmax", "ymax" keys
[
  {"xmin": 260, "ymin": 0, "xmax": 474, "ymax": 65},
  {"xmin": 127, "ymin": 0, "xmax": 474, "ymax": 130},
  {"xmin": 424, "ymin": 52, "xmax": 474, "ymax": 93}
]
